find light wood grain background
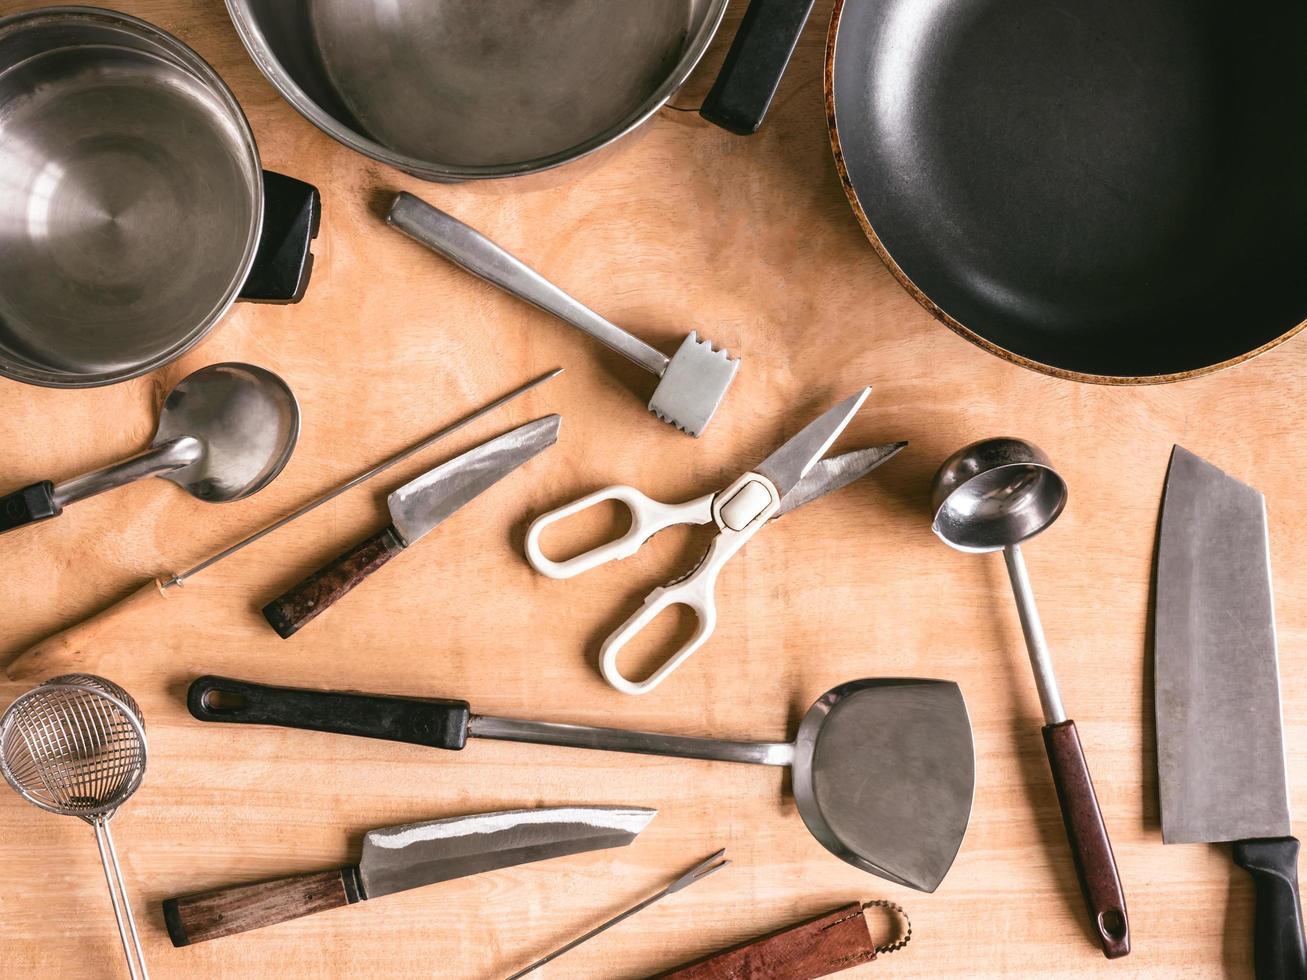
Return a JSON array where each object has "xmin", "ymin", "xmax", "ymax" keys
[{"xmin": 1, "ymin": 1, "xmax": 1302, "ymax": 977}]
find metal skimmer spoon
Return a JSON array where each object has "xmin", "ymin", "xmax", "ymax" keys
[
  {"xmin": 930, "ymin": 437, "xmax": 1129, "ymax": 958},
  {"xmin": 1, "ymin": 675, "xmax": 149, "ymax": 979},
  {"xmin": 0, "ymin": 361, "xmax": 299, "ymax": 534}
]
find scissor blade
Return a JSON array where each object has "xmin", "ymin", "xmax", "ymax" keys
[
  {"xmin": 755, "ymin": 388, "xmax": 871, "ymax": 498},
  {"xmin": 774, "ymin": 441, "xmax": 907, "ymax": 518},
  {"xmin": 388, "ymin": 415, "xmax": 560, "ymax": 546}
]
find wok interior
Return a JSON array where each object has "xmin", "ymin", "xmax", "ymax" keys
[
  {"xmin": 242, "ymin": 0, "xmax": 712, "ymax": 169},
  {"xmin": 0, "ymin": 16, "xmax": 259, "ymax": 382},
  {"xmin": 833, "ymin": 0, "xmax": 1307, "ymax": 377},
  {"xmin": 798, "ymin": 679, "xmax": 974, "ymax": 891}
]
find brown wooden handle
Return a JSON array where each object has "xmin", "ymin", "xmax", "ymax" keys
[
  {"xmin": 163, "ymin": 867, "xmax": 363, "ymax": 946},
  {"xmin": 1043, "ymin": 719, "xmax": 1130, "ymax": 958},
  {"xmin": 262, "ymin": 526, "xmax": 405, "ymax": 638},
  {"xmin": 5, "ymin": 580, "xmax": 171, "ymax": 681},
  {"xmin": 656, "ymin": 902, "xmax": 877, "ymax": 979}
]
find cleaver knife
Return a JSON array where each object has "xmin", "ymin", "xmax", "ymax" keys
[
  {"xmin": 1156, "ymin": 446, "xmax": 1306, "ymax": 979},
  {"xmin": 162, "ymin": 806, "xmax": 654, "ymax": 946}
]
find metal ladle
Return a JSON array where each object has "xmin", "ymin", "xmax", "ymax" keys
[
  {"xmin": 0, "ymin": 362, "xmax": 299, "ymax": 534},
  {"xmin": 930, "ymin": 437, "xmax": 1130, "ymax": 958}
]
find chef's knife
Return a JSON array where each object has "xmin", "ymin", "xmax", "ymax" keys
[
  {"xmin": 1156, "ymin": 446, "xmax": 1306, "ymax": 979},
  {"xmin": 161, "ymin": 805, "xmax": 654, "ymax": 946},
  {"xmin": 262, "ymin": 414, "xmax": 560, "ymax": 637}
]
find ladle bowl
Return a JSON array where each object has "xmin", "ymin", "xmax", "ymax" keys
[
  {"xmin": 930, "ymin": 437, "xmax": 1067, "ymax": 553},
  {"xmin": 152, "ymin": 362, "xmax": 300, "ymax": 502},
  {"xmin": 0, "ymin": 361, "xmax": 299, "ymax": 535}
]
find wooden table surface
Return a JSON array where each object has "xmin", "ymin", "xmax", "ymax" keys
[{"xmin": 2, "ymin": 2, "xmax": 1304, "ymax": 977}]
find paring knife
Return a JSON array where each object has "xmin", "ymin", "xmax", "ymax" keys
[
  {"xmin": 262, "ymin": 414, "xmax": 560, "ymax": 637},
  {"xmin": 161, "ymin": 805, "xmax": 654, "ymax": 946},
  {"xmin": 1156, "ymin": 446, "xmax": 1307, "ymax": 979}
]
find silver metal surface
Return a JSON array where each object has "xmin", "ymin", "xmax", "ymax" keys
[
  {"xmin": 790, "ymin": 679, "xmax": 975, "ymax": 892},
  {"xmin": 50, "ymin": 362, "xmax": 298, "ymax": 514},
  {"xmin": 0, "ymin": 674, "xmax": 149, "ymax": 979},
  {"xmin": 388, "ymin": 195, "xmax": 666, "ymax": 375},
  {"xmin": 1001, "ymin": 544, "xmax": 1067, "ymax": 724},
  {"xmin": 225, "ymin": 0, "xmax": 729, "ymax": 181},
  {"xmin": 774, "ymin": 441, "xmax": 908, "ymax": 518},
  {"xmin": 756, "ymin": 388, "xmax": 871, "ymax": 498},
  {"xmin": 387, "ymin": 194, "xmax": 738, "ymax": 436},
  {"xmin": 358, "ymin": 806, "xmax": 655, "ymax": 900},
  {"xmin": 930, "ymin": 438, "xmax": 1066, "ymax": 554},
  {"xmin": 388, "ymin": 415, "xmax": 560, "ymax": 547},
  {"xmin": 648, "ymin": 332, "xmax": 740, "ymax": 438},
  {"xmin": 930, "ymin": 438, "xmax": 1069, "ymax": 725},
  {"xmin": 472, "ymin": 678, "xmax": 975, "ymax": 892},
  {"xmin": 506, "ymin": 849, "xmax": 728, "ymax": 979},
  {"xmin": 1155, "ymin": 446, "xmax": 1291, "ymax": 844},
  {"xmin": 166, "ymin": 369, "xmax": 561, "ymax": 588},
  {"xmin": 0, "ymin": 8, "xmax": 264, "ymax": 388},
  {"xmin": 469, "ymin": 714, "xmax": 796, "ymax": 766}
]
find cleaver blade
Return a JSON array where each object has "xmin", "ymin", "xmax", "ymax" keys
[{"xmin": 1155, "ymin": 446, "xmax": 1290, "ymax": 844}]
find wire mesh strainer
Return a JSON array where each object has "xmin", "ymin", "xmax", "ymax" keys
[{"xmin": 1, "ymin": 674, "xmax": 149, "ymax": 979}]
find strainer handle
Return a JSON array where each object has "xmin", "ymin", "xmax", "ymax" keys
[{"xmin": 187, "ymin": 675, "xmax": 473, "ymax": 750}]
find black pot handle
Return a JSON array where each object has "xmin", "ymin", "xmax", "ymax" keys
[
  {"xmin": 0, "ymin": 481, "xmax": 60, "ymax": 534},
  {"xmin": 700, "ymin": 0, "xmax": 817, "ymax": 135},
  {"xmin": 237, "ymin": 171, "xmax": 321, "ymax": 304}
]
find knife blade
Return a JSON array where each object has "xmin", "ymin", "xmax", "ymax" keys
[
  {"xmin": 162, "ymin": 805, "xmax": 654, "ymax": 946},
  {"xmin": 262, "ymin": 414, "xmax": 560, "ymax": 637},
  {"xmin": 1156, "ymin": 445, "xmax": 1305, "ymax": 979}
]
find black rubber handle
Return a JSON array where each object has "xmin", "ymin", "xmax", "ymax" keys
[
  {"xmin": 1233, "ymin": 837, "xmax": 1307, "ymax": 980},
  {"xmin": 699, "ymin": 0, "xmax": 816, "ymax": 135},
  {"xmin": 187, "ymin": 676, "xmax": 471, "ymax": 750},
  {"xmin": 0, "ymin": 481, "xmax": 60, "ymax": 534},
  {"xmin": 238, "ymin": 171, "xmax": 321, "ymax": 303}
]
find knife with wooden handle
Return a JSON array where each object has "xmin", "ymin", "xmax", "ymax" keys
[{"xmin": 1155, "ymin": 446, "xmax": 1307, "ymax": 980}]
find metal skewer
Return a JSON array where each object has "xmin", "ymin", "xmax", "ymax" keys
[
  {"xmin": 505, "ymin": 849, "xmax": 728, "ymax": 979},
  {"xmin": 161, "ymin": 367, "xmax": 563, "ymax": 589}
]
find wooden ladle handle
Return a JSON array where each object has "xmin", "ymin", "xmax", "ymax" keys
[{"xmin": 1043, "ymin": 719, "xmax": 1130, "ymax": 958}]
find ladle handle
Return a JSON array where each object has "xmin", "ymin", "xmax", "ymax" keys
[
  {"xmin": 1043, "ymin": 719, "xmax": 1130, "ymax": 958},
  {"xmin": 0, "ymin": 481, "xmax": 60, "ymax": 534},
  {"xmin": 261, "ymin": 525, "xmax": 405, "ymax": 638}
]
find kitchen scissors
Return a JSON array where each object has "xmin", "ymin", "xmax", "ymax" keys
[{"xmin": 525, "ymin": 388, "xmax": 905, "ymax": 694}]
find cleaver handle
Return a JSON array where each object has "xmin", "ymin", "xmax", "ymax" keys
[
  {"xmin": 1043, "ymin": 720, "xmax": 1130, "ymax": 958},
  {"xmin": 1233, "ymin": 837, "xmax": 1307, "ymax": 980}
]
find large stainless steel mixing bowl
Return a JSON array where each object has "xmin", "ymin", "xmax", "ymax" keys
[{"xmin": 0, "ymin": 7, "xmax": 319, "ymax": 388}]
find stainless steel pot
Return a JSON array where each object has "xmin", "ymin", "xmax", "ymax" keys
[
  {"xmin": 224, "ymin": 0, "xmax": 811, "ymax": 181},
  {"xmin": 0, "ymin": 7, "xmax": 320, "ymax": 388}
]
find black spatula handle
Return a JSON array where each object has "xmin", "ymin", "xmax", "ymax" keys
[
  {"xmin": 187, "ymin": 676, "xmax": 471, "ymax": 749},
  {"xmin": 1233, "ymin": 837, "xmax": 1307, "ymax": 980}
]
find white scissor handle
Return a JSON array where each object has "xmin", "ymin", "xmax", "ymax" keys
[
  {"xmin": 600, "ymin": 473, "xmax": 780, "ymax": 695},
  {"xmin": 525, "ymin": 486, "xmax": 715, "ymax": 579}
]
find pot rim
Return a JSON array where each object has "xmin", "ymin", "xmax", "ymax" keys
[
  {"xmin": 223, "ymin": 0, "xmax": 729, "ymax": 182},
  {"xmin": 0, "ymin": 5, "xmax": 265, "ymax": 389}
]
